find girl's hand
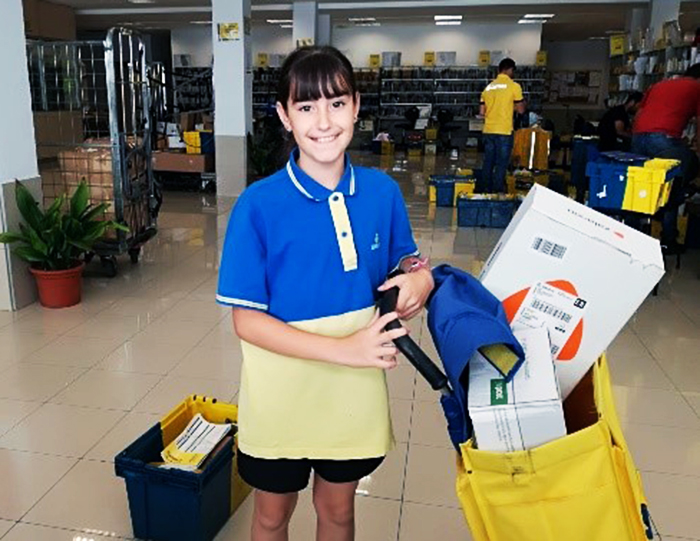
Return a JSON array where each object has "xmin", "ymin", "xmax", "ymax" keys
[
  {"xmin": 377, "ymin": 269, "xmax": 434, "ymax": 320},
  {"xmin": 335, "ymin": 311, "xmax": 407, "ymax": 370}
]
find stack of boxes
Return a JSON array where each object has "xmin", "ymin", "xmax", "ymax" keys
[
  {"xmin": 587, "ymin": 154, "xmax": 680, "ymax": 214},
  {"xmin": 46, "ymin": 140, "xmax": 149, "ymax": 239}
]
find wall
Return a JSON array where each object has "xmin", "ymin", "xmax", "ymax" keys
[
  {"xmin": 1, "ymin": 0, "xmax": 40, "ymax": 311},
  {"xmin": 172, "ymin": 24, "xmax": 296, "ymax": 67},
  {"xmin": 333, "ymin": 22, "xmax": 542, "ymax": 67},
  {"xmin": 174, "ymin": 22, "xmax": 541, "ymax": 67},
  {"xmin": 1, "ymin": 0, "xmax": 38, "ymax": 183},
  {"xmin": 252, "ymin": 25, "xmax": 295, "ymax": 59},
  {"xmin": 172, "ymin": 26, "xmax": 212, "ymax": 67},
  {"xmin": 541, "ymin": 39, "xmax": 610, "ymax": 132}
]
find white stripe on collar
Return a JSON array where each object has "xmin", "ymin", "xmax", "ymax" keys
[
  {"xmin": 286, "ymin": 161, "xmax": 356, "ymax": 200},
  {"xmin": 286, "ymin": 162, "xmax": 317, "ymax": 200}
]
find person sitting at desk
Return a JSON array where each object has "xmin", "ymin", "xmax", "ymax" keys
[{"xmin": 598, "ymin": 91, "xmax": 643, "ymax": 152}]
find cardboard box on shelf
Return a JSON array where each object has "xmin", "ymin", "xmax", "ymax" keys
[
  {"xmin": 469, "ymin": 326, "xmax": 567, "ymax": 452},
  {"xmin": 152, "ymin": 151, "xmax": 214, "ymax": 173},
  {"xmin": 479, "ymin": 184, "xmax": 664, "ymax": 398},
  {"xmin": 179, "ymin": 112, "xmax": 200, "ymax": 132}
]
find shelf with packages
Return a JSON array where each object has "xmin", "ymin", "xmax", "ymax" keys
[
  {"xmin": 608, "ymin": 42, "xmax": 698, "ymax": 102},
  {"xmin": 377, "ymin": 65, "xmax": 546, "ymax": 123},
  {"xmin": 252, "ymin": 67, "xmax": 281, "ymax": 117},
  {"xmin": 173, "ymin": 67, "xmax": 213, "ymax": 113}
]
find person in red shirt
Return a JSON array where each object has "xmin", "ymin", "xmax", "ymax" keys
[{"xmin": 632, "ymin": 64, "xmax": 700, "ymax": 248}]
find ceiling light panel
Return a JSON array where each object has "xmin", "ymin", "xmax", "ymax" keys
[
  {"xmin": 436, "ymin": 20, "xmax": 461, "ymax": 26},
  {"xmin": 434, "ymin": 15, "xmax": 462, "ymax": 21}
]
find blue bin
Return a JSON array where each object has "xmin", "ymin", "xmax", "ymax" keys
[
  {"xmin": 115, "ymin": 423, "xmax": 234, "ymax": 541},
  {"xmin": 599, "ymin": 151, "xmax": 647, "ymax": 166},
  {"xmin": 458, "ymin": 198, "xmax": 517, "ymax": 228},
  {"xmin": 199, "ymin": 131, "xmax": 215, "ymax": 155},
  {"xmin": 586, "ymin": 162, "xmax": 628, "ymax": 210},
  {"xmin": 432, "ymin": 178, "xmax": 456, "ymax": 207}
]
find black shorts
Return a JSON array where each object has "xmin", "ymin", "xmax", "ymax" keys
[{"xmin": 238, "ymin": 450, "xmax": 385, "ymax": 494}]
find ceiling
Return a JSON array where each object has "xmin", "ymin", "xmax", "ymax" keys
[{"xmin": 59, "ymin": 0, "xmax": 700, "ymax": 42}]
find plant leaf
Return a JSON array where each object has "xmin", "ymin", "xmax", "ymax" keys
[
  {"xmin": 13, "ymin": 245, "xmax": 47, "ymax": 264},
  {"xmin": 70, "ymin": 182, "xmax": 89, "ymax": 218},
  {"xmin": 14, "ymin": 181, "xmax": 44, "ymax": 231}
]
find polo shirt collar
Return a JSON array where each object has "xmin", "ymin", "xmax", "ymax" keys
[{"xmin": 286, "ymin": 149, "xmax": 356, "ymax": 202}]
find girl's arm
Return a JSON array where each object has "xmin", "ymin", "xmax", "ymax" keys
[
  {"xmin": 232, "ymin": 308, "xmax": 408, "ymax": 370},
  {"xmin": 378, "ymin": 257, "xmax": 434, "ymax": 320}
]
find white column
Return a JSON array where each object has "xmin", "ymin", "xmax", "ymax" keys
[
  {"xmin": 626, "ymin": 7, "xmax": 649, "ymax": 49},
  {"xmin": 317, "ymin": 14, "xmax": 331, "ymax": 46},
  {"xmin": 0, "ymin": 0, "xmax": 41, "ymax": 311},
  {"xmin": 649, "ymin": 0, "xmax": 680, "ymax": 44},
  {"xmin": 212, "ymin": 0, "xmax": 252, "ymax": 197},
  {"xmin": 293, "ymin": 1, "xmax": 318, "ymax": 48}
]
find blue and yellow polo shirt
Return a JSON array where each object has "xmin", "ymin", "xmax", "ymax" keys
[{"xmin": 217, "ymin": 151, "xmax": 418, "ymax": 459}]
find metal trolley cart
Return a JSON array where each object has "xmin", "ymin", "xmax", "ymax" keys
[{"xmin": 27, "ymin": 27, "xmax": 158, "ymax": 276}]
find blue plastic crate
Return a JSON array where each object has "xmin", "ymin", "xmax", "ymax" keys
[
  {"xmin": 586, "ymin": 161, "xmax": 629, "ymax": 210},
  {"xmin": 115, "ymin": 422, "xmax": 234, "ymax": 541},
  {"xmin": 457, "ymin": 198, "xmax": 517, "ymax": 228},
  {"xmin": 599, "ymin": 151, "xmax": 647, "ymax": 166},
  {"xmin": 432, "ymin": 178, "xmax": 456, "ymax": 207}
]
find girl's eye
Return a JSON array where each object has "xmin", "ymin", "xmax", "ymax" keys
[
  {"xmin": 298, "ymin": 105, "xmax": 312, "ymax": 112},
  {"xmin": 332, "ymin": 101, "xmax": 346, "ymax": 109}
]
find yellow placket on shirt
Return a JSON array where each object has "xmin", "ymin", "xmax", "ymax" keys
[{"xmin": 328, "ymin": 192, "xmax": 358, "ymax": 272}]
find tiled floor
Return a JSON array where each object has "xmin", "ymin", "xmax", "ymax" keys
[{"xmin": 0, "ymin": 151, "xmax": 698, "ymax": 540}]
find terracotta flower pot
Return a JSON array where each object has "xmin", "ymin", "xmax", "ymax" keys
[{"xmin": 29, "ymin": 263, "xmax": 85, "ymax": 309}]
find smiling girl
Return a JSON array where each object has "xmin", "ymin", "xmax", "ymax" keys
[{"xmin": 217, "ymin": 46, "xmax": 433, "ymax": 541}]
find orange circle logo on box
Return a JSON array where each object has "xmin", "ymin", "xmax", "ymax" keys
[{"xmin": 502, "ymin": 280, "xmax": 583, "ymax": 361}]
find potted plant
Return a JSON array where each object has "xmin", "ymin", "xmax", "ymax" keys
[{"xmin": 0, "ymin": 180, "xmax": 127, "ymax": 309}]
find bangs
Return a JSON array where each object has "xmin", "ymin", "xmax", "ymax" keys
[{"xmin": 285, "ymin": 54, "xmax": 354, "ymax": 103}]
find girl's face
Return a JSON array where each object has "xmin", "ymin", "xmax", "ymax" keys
[{"xmin": 277, "ymin": 92, "xmax": 360, "ymax": 171}]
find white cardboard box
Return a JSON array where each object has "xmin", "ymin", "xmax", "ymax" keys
[
  {"xmin": 480, "ymin": 184, "xmax": 664, "ymax": 398},
  {"xmin": 468, "ymin": 326, "xmax": 567, "ymax": 452}
]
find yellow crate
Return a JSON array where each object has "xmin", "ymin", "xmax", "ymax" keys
[
  {"xmin": 183, "ymin": 131, "xmax": 201, "ymax": 154},
  {"xmin": 622, "ymin": 166, "xmax": 666, "ymax": 214},
  {"xmin": 644, "ymin": 158, "xmax": 681, "ymax": 172},
  {"xmin": 161, "ymin": 396, "xmax": 252, "ymax": 516},
  {"xmin": 429, "ymin": 185, "xmax": 436, "ymax": 203},
  {"xmin": 456, "ymin": 168, "xmax": 474, "ymax": 177},
  {"xmin": 408, "ymin": 147, "xmax": 422, "ymax": 158},
  {"xmin": 381, "ymin": 141, "xmax": 395, "ymax": 155},
  {"xmin": 425, "ymin": 128, "xmax": 438, "ymax": 141},
  {"xmin": 453, "ymin": 180, "xmax": 476, "ymax": 205},
  {"xmin": 660, "ymin": 179, "xmax": 674, "ymax": 207}
]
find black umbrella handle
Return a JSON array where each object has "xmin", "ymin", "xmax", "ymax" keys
[{"xmin": 379, "ymin": 286, "xmax": 450, "ymax": 392}]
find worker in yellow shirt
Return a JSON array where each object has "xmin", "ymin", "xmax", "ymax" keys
[{"xmin": 479, "ymin": 58, "xmax": 526, "ymax": 193}]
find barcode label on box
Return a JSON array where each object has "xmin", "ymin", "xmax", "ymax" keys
[
  {"xmin": 532, "ymin": 237, "xmax": 567, "ymax": 260},
  {"xmin": 511, "ymin": 282, "xmax": 588, "ymax": 360},
  {"xmin": 531, "ymin": 299, "xmax": 573, "ymax": 323}
]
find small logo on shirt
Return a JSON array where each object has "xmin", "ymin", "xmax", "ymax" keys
[{"xmin": 371, "ymin": 233, "xmax": 381, "ymax": 251}]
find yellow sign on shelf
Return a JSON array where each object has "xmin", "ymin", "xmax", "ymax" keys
[
  {"xmin": 217, "ymin": 22, "xmax": 239, "ymax": 41},
  {"xmin": 257, "ymin": 53, "xmax": 269, "ymax": 68},
  {"xmin": 424, "ymin": 51, "xmax": 436, "ymax": 66},
  {"xmin": 478, "ymin": 50, "xmax": 491, "ymax": 67},
  {"xmin": 536, "ymin": 50, "xmax": 548, "ymax": 67},
  {"xmin": 610, "ymin": 34, "xmax": 626, "ymax": 56},
  {"xmin": 369, "ymin": 54, "xmax": 381, "ymax": 68}
]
